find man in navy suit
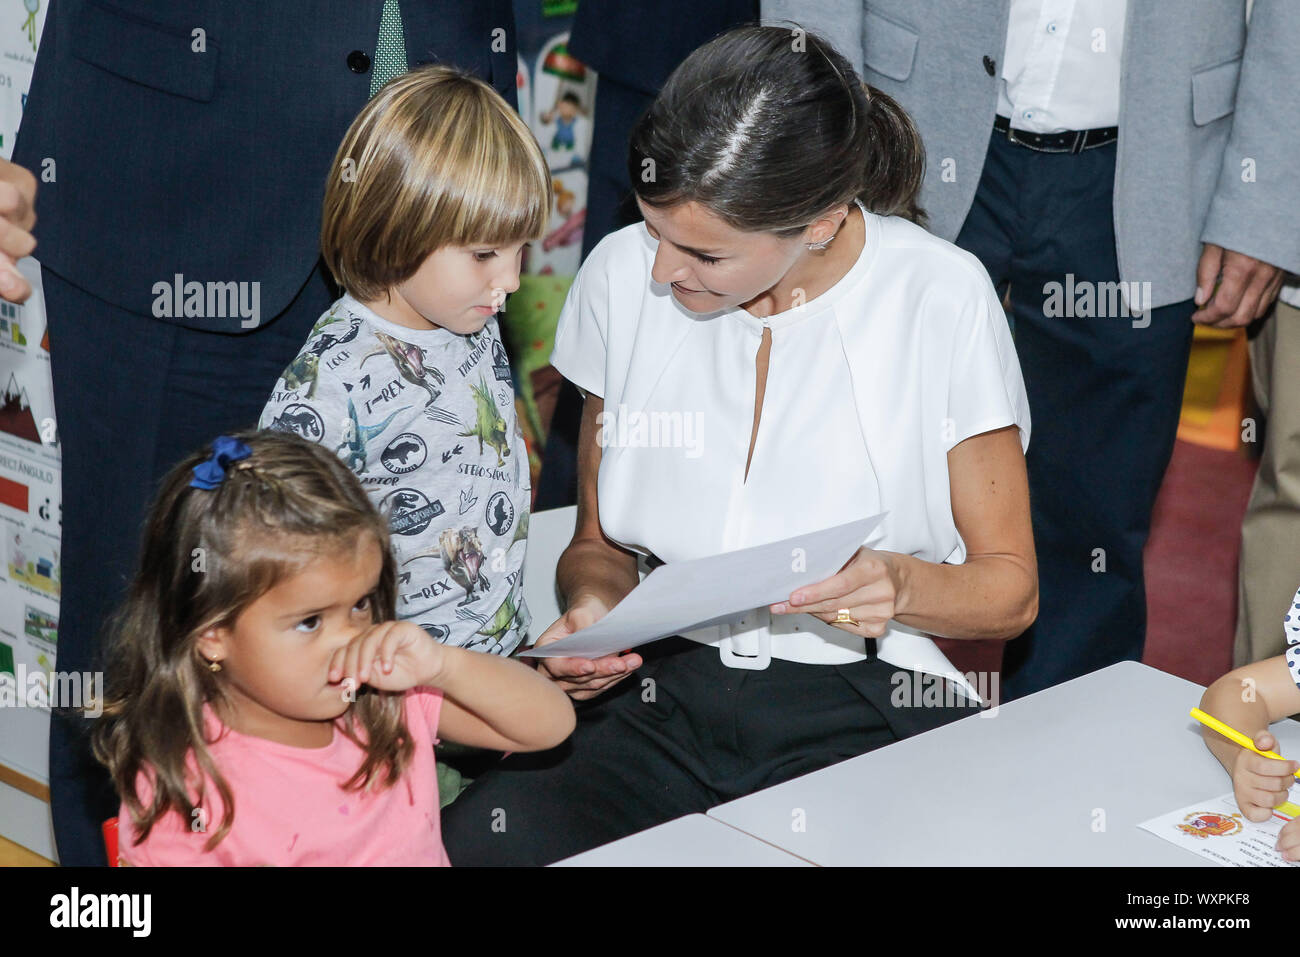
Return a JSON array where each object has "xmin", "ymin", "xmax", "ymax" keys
[{"xmin": 12, "ymin": 0, "xmax": 517, "ymax": 865}]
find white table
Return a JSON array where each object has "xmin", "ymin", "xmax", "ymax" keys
[
  {"xmin": 551, "ymin": 813, "xmax": 814, "ymax": 867},
  {"xmin": 705, "ymin": 661, "xmax": 1300, "ymax": 866}
]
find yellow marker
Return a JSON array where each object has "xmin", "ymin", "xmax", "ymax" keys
[{"xmin": 1190, "ymin": 707, "xmax": 1300, "ymax": 779}]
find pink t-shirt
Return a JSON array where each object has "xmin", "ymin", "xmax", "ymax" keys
[{"xmin": 118, "ymin": 687, "xmax": 449, "ymax": 866}]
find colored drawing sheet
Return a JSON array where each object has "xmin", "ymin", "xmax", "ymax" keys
[
  {"xmin": 1138, "ymin": 784, "xmax": 1300, "ymax": 867},
  {"xmin": 521, "ymin": 514, "xmax": 884, "ymax": 660}
]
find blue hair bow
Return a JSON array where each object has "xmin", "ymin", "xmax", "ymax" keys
[{"xmin": 190, "ymin": 436, "xmax": 253, "ymax": 490}]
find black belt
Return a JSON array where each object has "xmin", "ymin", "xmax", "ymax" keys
[{"xmin": 993, "ymin": 114, "xmax": 1117, "ymax": 154}]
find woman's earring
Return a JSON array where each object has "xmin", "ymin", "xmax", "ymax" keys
[
  {"xmin": 806, "ymin": 235, "xmax": 834, "ymax": 251},
  {"xmin": 204, "ymin": 657, "xmax": 222, "ymax": 673}
]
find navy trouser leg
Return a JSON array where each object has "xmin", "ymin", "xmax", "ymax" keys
[
  {"xmin": 957, "ymin": 133, "xmax": 1194, "ymax": 700},
  {"xmin": 45, "ymin": 263, "xmax": 332, "ymax": 864},
  {"xmin": 441, "ymin": 638, "xmax": 975, "ymax": 866}
]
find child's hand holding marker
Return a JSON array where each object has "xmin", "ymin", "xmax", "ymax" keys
[
  {"xmin": 1230, "ymin": 729, "xmax": 1300, "ymax": 824},
  {"xmin": 1228, "ymin": 730, "xmax": 1300, "ymax": 862},
  {"xmin": 1193, "ymin": 702, "xmax": 1300, "ymax": 862}
]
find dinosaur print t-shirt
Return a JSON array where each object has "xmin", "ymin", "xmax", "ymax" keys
[{"xmin": 259, "ymin": 294, "xmax": 531, "ymax": 655}]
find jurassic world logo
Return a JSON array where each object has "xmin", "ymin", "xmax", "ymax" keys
[
  {"xmin": 381, "ymin": 488, "xmax": 445, "ymax": 536},
  {"xmin": 485, "ymin": 490, "xmax": 515, "ymax": 536},
  {"xmin": 381, "ymin": 433, "xmax": 427, "ymax": 474},
  {"xmin": 268, "ymin": 404, "xmax": 324, "ymax": 441},
  {"xmin": 491, "ymin": 339, "xmax": 513, "ymax": 384}
]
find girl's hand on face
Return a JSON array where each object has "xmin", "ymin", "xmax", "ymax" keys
[
  {"xmin": 1230, "ymin": 731, "xmax": 1300, "ymax": 824},
  {"xmin": 769, "ymin": 547, "xmax": 900, "ymax": 638},
  {"xmin": 328, "ymin": 621, "xmax": 446, "ymax": 694},
  {"xmin": 534, "ymin": 595, "xmax": 642, "ymax": 701}
]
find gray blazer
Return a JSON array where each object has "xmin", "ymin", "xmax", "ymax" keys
[{"xmin": 762, "ymin": 0, "xmax": 1300, "ymax": 308}]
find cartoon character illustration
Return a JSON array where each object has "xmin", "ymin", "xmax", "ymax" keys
[
  {"xmin": 441, "ymin": 527, "xmax": 488, "ymax": 605},
  {"xmin": 543, "ymin": 206, "xmax": 587, "ymax": 252},
  {"xmin": 475, "ymin": 591, "xmax": 524, "ymax": 651},
  {"xmin": 268, "ymin": 405, "xmax": 324, "ymax": 440},
  {"xmin": 449, "ymin": 591, "xmax": 523, "ymax": 655},
  {"xmin": 307, "ymin": 316, "xmax": 363, "ymax": 357},
  {"xmin": 336, "ymin": 396, "xmax": 409, "ymax": 473},
  {"xmin": 540, "ymin": 91, "xmax": 585, "ymax": 152},
  {"xmin": 509, "ymin": 509, "xmax": 529, "ymax": 549},
  {"xmin": 457, "ymin": 374, "xmax": 510, "ymax": 466},
  {"xmin": 281, "ymin": 352, "xmax": 320, "ymax": 398},
  {"xmin": 22, "ymin": 0, "xmax": 39, "ymax": 52},
  {"xmin": 553, "ymin": 178, "xmax": 576, "ymax": 218},
  {"xmin": 309, "ymin": 311, "xmax": 343, "ymax": 338},
  {"xmin": 402, "ymin": 526, "xmax": 489, "ymax": 606},
  {"xmin": 360, "ymin": 331, "xmax": 445, "ymax": 406}
]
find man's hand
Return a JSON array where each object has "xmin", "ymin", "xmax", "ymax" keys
[
  {"xmin": 0, "ymin": 158, "xmax": 35, "ymax": 303},
  {"xmin": 1192, "ymin": 243, "xmax": 1284, "ymax": 328}
]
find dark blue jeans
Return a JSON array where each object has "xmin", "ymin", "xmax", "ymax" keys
[
  {"xmin": 43, "ymin": 262, "xmax": 332, "ymax": 864},
  {"xmin": 954, "ymin": 130, "xmax": 1195, "ymax": 699}
]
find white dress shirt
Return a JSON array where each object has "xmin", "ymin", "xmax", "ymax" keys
[
  {"xmin": 998, "ymin": 0, "xmax": 1128, "ymax": 132},
  {"xmin": 549, "ymin": 202, "xmax": 1031, "ymax": 699}
]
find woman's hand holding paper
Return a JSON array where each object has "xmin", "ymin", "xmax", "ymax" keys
[
  {"xmin": 769, "ymin": 547, "xmax": 902, "ymax": 638},
  {"xmin": 535, "ymin": 594, "xmax": 644, "ymax": 701}
]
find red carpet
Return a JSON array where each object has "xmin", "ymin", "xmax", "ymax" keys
[
  {"xmin": 1143, "ymin": 439, "xmax": 1258, "ymax": 685},
  {"xmin": 935, "ymin": 439, "xmax": 1258, "ymax": 689}
]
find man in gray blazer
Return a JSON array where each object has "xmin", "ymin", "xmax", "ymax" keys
[{"xmin": 763, "ymin": 0, "xmax": 1300, "ymax": 698}]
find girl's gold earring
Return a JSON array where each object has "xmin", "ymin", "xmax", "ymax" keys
[{"xmin": 205, "ymin": 658, "xmax": 222, "ymax": 673}]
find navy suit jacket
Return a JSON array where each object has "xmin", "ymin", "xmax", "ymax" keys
[{"xmin": 14, "ymin": 0, "xmax": 518, "ymax": 330}]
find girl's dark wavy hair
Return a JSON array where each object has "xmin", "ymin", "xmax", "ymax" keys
[
  {"xmin": 91, "ymin": 429, "xmax": 408, "ymax": 851},
  {"xmin": 629, "ymin": 22, "xmax": 927, "ymax": 235}
]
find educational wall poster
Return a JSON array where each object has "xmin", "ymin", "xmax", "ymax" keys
[
  {"xmin": 0, "ymin": 0, "xmax": 51, "ymax": 785},
  {"xmin": 503, "ymin": 3, "xmax": 598, "ymax": 491}
]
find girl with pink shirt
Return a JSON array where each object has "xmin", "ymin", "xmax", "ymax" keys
[{"xmin": 91, "ymin": 430, "xmax": 573, "ymax": 866}]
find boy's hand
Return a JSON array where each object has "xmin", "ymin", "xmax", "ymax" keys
[
  {"xmin": 1277, "ymin": 816, "xmax": 1300, "ymax": 862},
  {"xmin": 1231, "ymin": 731, "xmax": 1299, "ymax": 823},
  {"xmin": 328, "ymin": 620, "xmax": 446, "ymax": 693},
  {"xmin": 534, "ymin": 595, "xmax": 642, "ymax": 701}
]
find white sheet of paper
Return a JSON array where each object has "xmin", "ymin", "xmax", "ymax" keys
[
  {"xmin": 520, "ymin": 514, "xmax": 884, "ymax": 659},
  {"xmin": 1137, "ymin": 784, "xmax": 1300, "ymax": 866}
]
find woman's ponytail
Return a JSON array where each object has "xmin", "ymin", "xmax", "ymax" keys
[{"xmin": 857, "ymin": 84, "xmax": 927, "ymax": 227}]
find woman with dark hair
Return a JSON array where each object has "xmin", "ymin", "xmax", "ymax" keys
[{"xmin": 442, "ymin": 24, "xmax": 1036, "ymax": 865}]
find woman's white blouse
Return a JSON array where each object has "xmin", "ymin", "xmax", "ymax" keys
[{"xmin": 550, "ymin": 204, "xmax": 1031, "ymax": 698}]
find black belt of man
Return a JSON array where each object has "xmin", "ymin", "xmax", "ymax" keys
[{"xmin": 994, "ymin": 114, "xmax": 1118, "ymax": 153}]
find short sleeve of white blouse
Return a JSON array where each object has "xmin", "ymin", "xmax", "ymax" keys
[{"xmin": 551, "ymin": 203, "xmax": 1031, "ymax": 691}]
